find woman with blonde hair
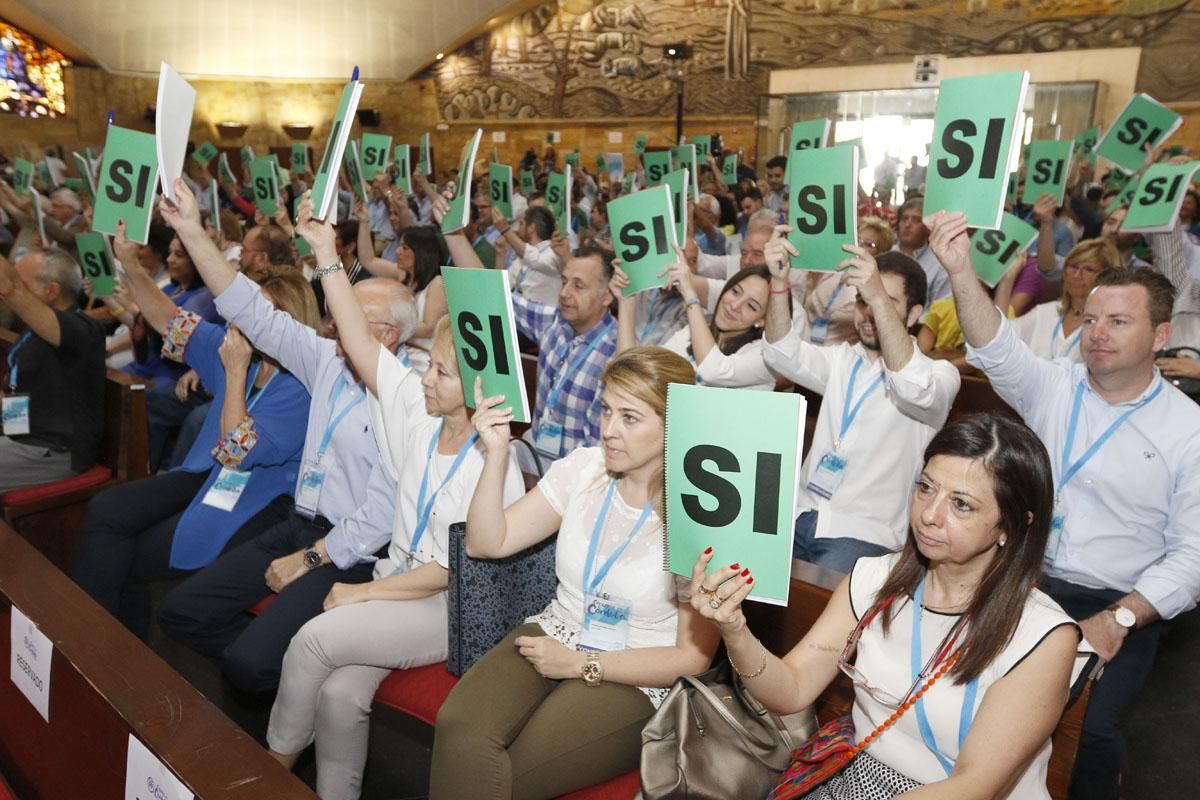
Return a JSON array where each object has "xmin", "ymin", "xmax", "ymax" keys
[
  {"xmin": 1013, "ymin": 237, "xmax": 1122, "ymax": 362},
  {"xmin": 429, "ymin": 347, "xmax": 720, "ymax": 799}
]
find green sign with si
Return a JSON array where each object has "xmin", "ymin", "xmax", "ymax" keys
[
  {"xmin": 93, "ymin": 124, "xmax": 160, "ymax": 245},
  {"xmin": 75, "ymin": 232, "xmax": 117, "ymax": 298}
]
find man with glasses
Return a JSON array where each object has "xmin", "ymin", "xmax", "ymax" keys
[
  {"xmin": 763, "ymin": 227, "xmax": 960, "ymax": 572},
  {"xmin": 151, "ymin": 178, "xmax": 417, "ymax": 694}
]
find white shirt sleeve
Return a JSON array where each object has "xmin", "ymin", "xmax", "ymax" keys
[
  {"xmin": 696, "ymin": 338, "xmax": 777, "ymax": 390},
  {"xmin": 882, "ymin": 345, "xmax": 961, "ymax": 428},
  {"xmin": 369, "ymin": 345, "xmax": 426, "ymax": 481},
  {"xmin": 762, "ymin": 328, "xmax": 839, "ymax": 393}
]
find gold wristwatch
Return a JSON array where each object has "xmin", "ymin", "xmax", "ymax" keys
[{"xmin": 581, "ymin": 652, "xmax": 603, "ymax": 687}]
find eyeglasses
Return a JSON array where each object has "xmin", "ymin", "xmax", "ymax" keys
[
  {"xmin": 860, "ymin": 239, "xmax": 881, "ymax": 250},
  {"xmin": 837, "ymin": 592, "xmax": 967, "ymax": 709}
]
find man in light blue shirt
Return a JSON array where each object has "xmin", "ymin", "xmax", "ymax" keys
[
  {"xmin": 893, "ymin": 198, "xmax": 951, "ymax": 307},
  {"xmin": 930, "ymin": 208, "xmax": 1200, "ymax": 800},
  {"xmin": 153, "ymin": 177, "xmax": 420, "ymax": 694}
]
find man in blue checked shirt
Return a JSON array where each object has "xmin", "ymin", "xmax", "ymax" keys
[
  {"xmin": 512, "ymin": 244, "xmax": 618, "ymax": 469},
  {"xmin": 152, "ymin": 177, "xmax": 421, "ymax": 695}
]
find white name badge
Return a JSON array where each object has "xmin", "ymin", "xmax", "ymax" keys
[
  {"xmin": 533, "ymin": 420, "xmax": 565, "ymax": 460},
  {"xmin": 124, "ymin": 733, "xmax": 195, "ymax": 800},
  {"xmin": 578, "ymin": 593, "xmax": 632, "ymax": 653},
  {"xmin": 807, "ymin": 451, "xmax": 848, "ymax": 500},
  {"xmin": 201, "ymin": 467, "xmax": 250, "ymax": 511},
  {"xmin": 294, "ymin": 461, "xmax": 326, "ymax": 518},
  {"xmin": 10, "ymin": 605, "xmax": 52, "ymax": 722},
  {"xmin": 809, "ymin": 318, "xmax": 831, "ymax": 345},
  {"xmin": 2, "ymin": 394, "xmax": 31, "ymax": 435}
]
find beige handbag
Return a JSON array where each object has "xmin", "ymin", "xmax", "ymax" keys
[{"xmin": 638, "ymin": 661, "xmax": 816, "ymax": 800}]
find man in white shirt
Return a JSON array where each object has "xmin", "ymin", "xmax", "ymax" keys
[
  {"xmin": 492, "ymin": 205, "xmax": 563, "ymax": 307},
  {"xmin": 893, "ymin": 197, "xmax": 951, "ymax": 307},
  {"xmin": 762, "ymin": 227, "xmax": 960, "ymax": 572},
  {"xmin": 928, "ymin": 209, "xmax": 1200, "ymax": 800}
]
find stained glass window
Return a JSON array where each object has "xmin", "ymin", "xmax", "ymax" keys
[{"xmin": 0, "ymin": 18, "xmax": 68, "ymax": 118}]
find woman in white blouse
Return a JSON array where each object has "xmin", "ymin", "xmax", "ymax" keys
[
  {"xmin": 614, "ymin": 257, "xmax": 784, "ymax": 390},
  {"xmin": 429, "ymin": 347, "xmax": 720, "ymax": 799},
  {"xmin": 265, "ymin": 196, "xmax": 523, "ymax": 800},
  {"xmin": 1012, "ymin": 238, "xmax": 1122, "ymax": 363}
]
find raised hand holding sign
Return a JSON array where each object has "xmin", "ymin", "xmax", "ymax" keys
[
  {"xmin": 154, "ymin": 62, "xmax": 197, "ymax": 203},
  {"xmin": 1095, "ymin": 93, "xmax": 1182, "ymax": 175},
  {"xmin": 393, "ymin": 144, "xmax": 412, "ymax": 192},
  {"xmin": 192, "ymin": 140, "xmax": 219, "ymax": 166},
  {"xmin": 643, "ymin": 150, "xmax": 672, "ymax": 186},
  {"xmin": 924, "ymin": 70, "xmax": 1029, "ymax": 229},
  {"xmin": 545, "ymin": 166, "xmax": 571, "ymax": 237},
  {"xmin": 441, "ymin": 129, "xmax": 483, "ymax": 234},
  {"xmin": 968, "ymin": 212, "xmax": 1037, "ymax": 286},
  {"xmin": 665, "ymin": 383, "xmax": 804, "ymax": 605},
  {"xmin": 310, "ymin": 73, "xmax": 364, "ymax": 222},
  {"xmin": 488, "ymin": 163, "xmax": 514, "ymax": 220},
  {"xmin": 786, "ymin": 143, "xmax": 858, "ymax": 271},
  {"xmin": 1120, "ymin": 161, "xmax": 1200, "ymax": 233},
  {"xmin": 249, "ymin": 157, "xmax": 279, "ymax": 217},
  {"xmin": 11, "ymin": 159, "xmax": 32, "ymax": 196},
  {"xmin": 608, "ymin": 184, "xmax": 679, "ymax": 296},
  {"xmin": 75, "ymin": 232, "xmax": 118, "ymax": 298},
  {"xmin": 360, "ymin": 133, "xmax": 392, "ymax": 181},
  {"xmin": 1022, "ymin": 140, "xmax": 1073, "ymax": 207},
  {"xmin": 93, "ymin": 125, "xmax": 160, "ymax": 244},
  {"xmin": 670, "ymin": 144, "xmax": 699, "ymax": 201},
  {"xmin": 788, "ymin": 118, "xmax": 830, "ymax": 152},
  {"xmin": 419, "ymin": 132, "xmax": 432, "ymax": 176}
]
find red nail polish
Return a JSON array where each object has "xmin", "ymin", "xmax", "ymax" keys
[
  {"xmin": 741, "ymin": 568, "xmax": 750, "ymax": 577},
  {"xmin": 703, "ymin": 546, "xmax": 713, "ymax": 555},
  {"xmin": 729, "ymin": 563, "xmax": 740, "ymax": 570},
  {"xmin": 747, "ymin": 577, "xmax": 755, "ymax": 585}
]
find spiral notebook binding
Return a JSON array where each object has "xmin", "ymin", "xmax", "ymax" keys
[{"xmin": 661, "ymin": 389, "xmax": 674, "ymax": 572}]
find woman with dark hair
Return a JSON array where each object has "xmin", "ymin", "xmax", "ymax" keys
[
  {"xmin": 691, "ymin": 413, "xmax": 1089, "ymax": 799},
  {"xmin": 614, "ymin": 257, "xmax": 784, "ymax": 389}
]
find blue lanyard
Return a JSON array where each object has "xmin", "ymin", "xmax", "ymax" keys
[
  {"xmin": 244, "ymin": 363, "xmax": 277, "ymax": 413},
  {"xmin": 640, "ymin": 292, "xmax": 671, "ymax": 342},
  {"xmin": 911, "ymin": 579, "xmax": 979, "ymax": 776},
  {"xmin": 838, "ymin": 356, "xmax": 884, "ymax": 443},
  {"xmin": 546, "ymin": 318, "xmax": 613, "ymax": 411},
  {"xmin": 6, "ymin": 331, "xmax": 32, "ymax": 390},
  {"xmin": 1058, "ymin": 379, "xmax": 1162, "ymax": 493},
  {"xmin": 411, "ymin": 422, "xmax": 478, "ymax": 556},
  {"xmin": 1050, "ymin": 316, "xmax": 1082, "ymax": 360},
  {"xmin": 582, "ymin": 480, "xmax": 653, "ymax": 595},
  {"xmin": 821, "ymin": 281, "xmax": 845, "ymax": 318},
  {"xmin": 315, "ymin": 375, "xmax": 365, "ymax": 461}
]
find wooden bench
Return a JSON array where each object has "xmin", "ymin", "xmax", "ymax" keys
[
  {"xmin": 0, "ymin": 327, "xmax": 150, "ymax": 571},
  {"xmin": 745, "ymin": 559, "xmax": 1098, "ymax": 800},
  {"xmin": 0, "ymin": 520, "xmax": 316, "ymax": 800}
]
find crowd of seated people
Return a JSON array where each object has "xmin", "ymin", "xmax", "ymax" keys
[{"xmin": 0, "ymin": 130, "xmax": 1198, "ymax": 800}]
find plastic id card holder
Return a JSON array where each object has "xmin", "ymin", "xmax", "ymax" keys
[
  {"xmin": 809, "ymin": 318, "xmax": 831, "ymax": 345},
  {"xmin": 2, "ymin": 394, "xmax": 31, "ymax": 435},
  {"xmin": 533, "ymin": 419, "xmax": 564, "ymax": 461},
  {"xmin": 294, "ymin": 461, "xmax": 326, "ymax": 519},
  {"xmin": 807, "ymin": 451, "xmax": 848, "ymax": 500},
  {"xmin": 578, "ymin": 593, "xmax": 632, "ymax": 653},
  {"xmin": 202, "ymin": 467, "xmax": 251, "ymax": 511}
]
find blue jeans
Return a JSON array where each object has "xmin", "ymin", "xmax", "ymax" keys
[
  {"xmin": 792, "ymin": 510, "xmax": 891, "ymax": 575},
  {"xmin": 1039, "ymin": 574, "xmax": 1163, "ymax": 800}
]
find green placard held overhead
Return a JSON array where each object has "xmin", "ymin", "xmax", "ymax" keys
[
  {"xmin": 925, "ymin": 70, "xmax": 1029, "ymax": 230},
  {"xmin": 192, "ymin": 141, "xmax": 219, "ymax": 165},
  {"xmin": 665, "ymin": 383, "xmax": 804, "ymax": 606},
  {"xmin": 643, "ymin": 150, "xmax": 672, "ymax": 186},
  {"xmin": 565, "ymin": 150, "xmax": 581, "ymax": 170},
  {"xmin": 787, "ymin": 143, "xmax": 859, "ymax": 271},
  {"xmin": 594, "ymin": 153, "xmax": 607, "ymax": 172},
  {"xmin": 441, "ymin": 266, "xmax": 531, "ymax": 423},
  {"xmin": 75, "ymin": 232, "xmax": 117, "ymax": 298},
  {"xmin": 311, "ymin": 76, "xmax": 364, "ymax": 222},
  {"xmin": 546, "ymin": 166, "xmax": 571, "ymax": 237},
  {"xmin": 1022, "ymin": 140, "xmax": 1074, "ymax": 206},
  {"xmin": 691, "ymin": 135, "xmax": 711, "ymax": 159},
  {"xmin": 1073, "ymin": 126, "xmax": 1100, "ymax": 164},
  {"xmin": 662, "ymin": 168, "xmax": 689, "ymax": 248},
  {"xmin": 63, "ymin": 177, "xmax": 86, "ymax": 195},
  {"xmin": 969, "ymin": 212, "xmax": 1037, "ymax": 287},
  {"xmin": 394, "ymin": 144, "xmax": 411, "ymax": 193},
  {"xmin": 218, "ymin": 152, "xmax": 237, "ymax": 185},
  {"xmin": 519, "ymin": 169, "xmax": 535, "ymax": 195},
  {"xmin": 441, "ymin": 129, "xmax": 483, "ymax": 234},
  {"xmin": 343, "ymin": 140, "xmax": 367, "ymax": 202},
  {"xmin": 419, "ymin": 133, "xmax": 432, "ymax": 176},
  {"xmin": 72, "ymin": 152, "xmax": 97, "ymax": 196},
  {"xmin": 670, "ymin": 144, "xmax": 699, "ymax": 200},
  {"xmin": 489, "ymin": 163, "xmax": 514, "ymax": 220},
  {"xmin": 208, "ymin": 179, "xmax": 220, "ymax": 230},
  {"xmin": 292, "ymin": 196, "xmax": 312, "ymax": 257},
  {"xmin": 249, "ymin": 157, "xmax": 279, "ymax": 216},
  {"xmin": 608, "ymin": 184, "xmax": 679, "ymax": 296},
  {"xmin": 11, "ymin": 159, "xmax": 32, "ymax": 195},
  {"xmin": 360, "ymin": 133, "xmax": 392, "ymax": 181},
  {"xmin": 634, "ymin": 135, "xmax": 649, "ymax": 155},
  {"xmin": 1095, "ymin": 94, "xmax": 1182, "ymax": 174},
  {"xmin": 291, "ymin": 144, "xmax": 308, "ymax": 172},
  {"xmin": 1106, "ymin": 174, "xmax": 1139, "ymax": 213},
  {"xmin": 1120, "ymin": 161, "xmax": 1200, "ymax": 233},
  {"xmin": 93, "ymin": 124, "xmax": 160, "ymax": 244},
  {"xmin": 36, "ymin": 160, "xmax": 53, "ymax": 187},
  {"xmin": 721, "ymin": 154, "xmax": 738, "ymax": 186},
  {"xmin": 239, "ymin": 146, "xmax": 255, "ymax": 168},
  {"xmin": 788, "ymin": 118, "xmax": 830, "ymax": 153}
]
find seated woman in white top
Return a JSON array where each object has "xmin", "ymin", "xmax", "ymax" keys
[
  {"xmin": 429, "ymin": 347, "xmax": 720, "ymax": 800},
  {"xmin": 265, "ymin": 196, "xmax": 523, "ymax": 800},
  {"xmin": 614, "ymin": 258, "xmax": 784, "ymax": 390},
  {"xmin": 691, "ymin": 413, "xmax": 1089, "ymax": 799},
  {"xmin": 1013, "ymin": 238, "xmax": 1122, "ymax": 363}
]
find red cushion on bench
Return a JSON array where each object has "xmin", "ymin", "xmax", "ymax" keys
[
  {"xmin": 0, "ymin": 466, "xmax": 113, "ymax": 507},
  {"xmin": 373, "ymin": 662, "xmax": 459, "ymax": 727}
]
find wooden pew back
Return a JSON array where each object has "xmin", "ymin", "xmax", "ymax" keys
[
  {"xmin": 744, "ymin": 560, "xmax": 1093, "ymax": 800},
  {"xmin": 0, "ymin": 521, "xmax": 315, "ymax": 800}
]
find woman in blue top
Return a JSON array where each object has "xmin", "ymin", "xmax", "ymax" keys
[{"xmin": 72, "ymin": 220, "xmax": 314, "ymax": 639}]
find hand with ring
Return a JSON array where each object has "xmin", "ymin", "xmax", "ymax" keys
[{"xmin": 689, "ymin": 547, "xmax": 754, "ymax": 634}]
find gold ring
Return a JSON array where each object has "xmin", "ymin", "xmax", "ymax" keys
[{"xmin": 697, "ymin": 584, "xmax": 714, "ymax": 595}]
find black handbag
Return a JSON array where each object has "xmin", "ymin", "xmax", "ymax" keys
[
  {"xmin": 638, "ymin": 660, "xmax": 816, "ymax": 800},
  {"xmin": 1158, "ymin": 346, "xmax": 1200, "ymax": 403}
]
